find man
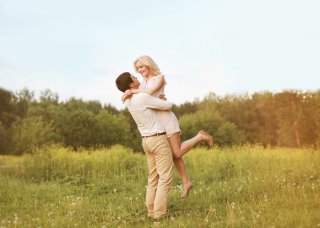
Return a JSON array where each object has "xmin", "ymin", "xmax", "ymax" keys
[{"xmin": 115, "ymin": 72, "xmax": 173, "ymax": 220}]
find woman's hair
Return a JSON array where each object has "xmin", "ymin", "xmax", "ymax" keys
[
  {"xmin": 115, "ymin": 72, "xmax": 133, "ymax": 93},
  {"xmin": 134, "ymin": 55, "xmax": 161, "ymax": 76}
]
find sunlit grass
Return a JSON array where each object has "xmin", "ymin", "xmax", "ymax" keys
[{"xmin": 0, "ymin": 145, "xmax": 319, "ymax": 227}]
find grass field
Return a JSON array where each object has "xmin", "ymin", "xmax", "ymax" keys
[{"xmin": 0, "ymin": 145, "xmax": 319, "ymax": 227}]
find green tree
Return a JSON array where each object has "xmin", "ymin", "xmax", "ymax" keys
[
  {"xmin": 39, "ymin": 89, "xmax": 59, "ymax": 104},
  {"xmin": 274, "ymin": 91, "xmax": 303, "ymax": 147},
  {"xmin": 314, "ymin": 91, "xmax": 320, "ymax": 147},
  {"xmin": 0, "ymin": 122, "xmax": 11, "ymax": 153},
  {"xmin": 61, "ymin": 110, "xmax": 96, "ymax": 149},
  {"xmin": 11, "ymin": 116, "xmax": 56, "ymax": 155},
  {"xmin": 27, "ymin": 102, "xmax": 66, "ymax": 143},
  {"xmin": 0, "ymin": 88, "xmax": 17, "ymax": 128},
  {"xmin": 94, "ymin": 110, "xmax": 133, "ymax": 147},
  {"xmin": 217, "ymin": 94, "xmax": 261, "ymax": 143},
  {"xmin": 87, "ymin": 101, "xmax": 102, "ymax": 115},
  {"xmin": 15, "ymin": 88, "xmax": 35, "ymax": 118},
  {"xmin": 251, "ymin": 92, "xmax": 278, "ymax": 147},
  {"xmin": 172, "ymin": 101, "xmax": 198, "ymax": 118},
  {"xmin": 294, "ymin": 91, "xmax": 320, "ymax": 147}
]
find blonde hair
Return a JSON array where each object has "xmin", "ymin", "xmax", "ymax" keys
[{"xmin": 134, "ymin": 55, "xmax": 161, "ymax": 76}]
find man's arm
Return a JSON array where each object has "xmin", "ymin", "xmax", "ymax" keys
[{"xmin": 140, "ymin": 93, "xmax": 172, "ymax": 110}]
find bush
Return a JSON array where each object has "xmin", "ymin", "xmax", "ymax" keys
[{"xmin": 179, "ymin": 109, "xmax": 245, "ymax": 146}]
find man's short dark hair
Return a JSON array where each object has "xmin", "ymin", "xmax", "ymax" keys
[{"xmin": 115, "ymin": 72, "xmax": 133, "ymax": 93}]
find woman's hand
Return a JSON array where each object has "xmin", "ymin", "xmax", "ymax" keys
[
  {"xmin": 159, "ymin": 94, "xmax": 167, "ymax": 101},
  {"xmin": 121, "ymin": 90, "xmax": 134, "ymax": 102}
]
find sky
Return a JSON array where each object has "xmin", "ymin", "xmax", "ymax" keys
[{"xmin": 1, "ymin": 0, "xmax": 319, "ymax": 110}]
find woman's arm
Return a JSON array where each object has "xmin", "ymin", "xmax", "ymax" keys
[
  {"xmin": 121, "ymin": 90, "xmax": 134, "ymax": 102},
  {"xmin": 134, "ymin": 75, "xmax": 165, "ymax": 95},
  {"xmin": 122, "ymin": 75, "xmax": 165, "ymax": 102}
]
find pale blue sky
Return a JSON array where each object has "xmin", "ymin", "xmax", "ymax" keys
[{"xmin": 1, "ymin": 0, "xmax": 319, "ymax": 109}]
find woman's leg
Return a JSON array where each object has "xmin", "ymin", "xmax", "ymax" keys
[
  {"xmin": 169, "ymin": 132, "xmax": 200, "ymax": 158},
  {"xmin": 172, "ymin": 158, "xmax": 191, "ymax": 187},
  {"xmin": 168, "ymin": 133, "xmax": 189, "ymax": 183},
  {"xmin": 172, "ymin": 157, "xmax": 193, "ymax": 198},
  {"xmin": 169, "ymin": 131, "xmax": 214, "ymax": 159},
  {"xmin": 168, "ymin": 133, "xmax": 193, "ymax": 198},
  {"xmin": 168, "ymin": 131, "xmax": 214, "ymax": 197}
]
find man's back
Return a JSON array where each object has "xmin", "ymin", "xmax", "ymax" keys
[{"xmin": 125, "ymin": 92, "xmax": 172, "ymax": 137}]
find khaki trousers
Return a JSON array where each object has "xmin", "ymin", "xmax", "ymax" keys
[{"xmin": 142, "ymin": 134, "xmax": 173, "ymax": 219}]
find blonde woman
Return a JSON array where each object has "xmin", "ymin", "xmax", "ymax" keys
[{"xmin": 123, "ymin": 55, "xmax": 214, "ymax": 198}]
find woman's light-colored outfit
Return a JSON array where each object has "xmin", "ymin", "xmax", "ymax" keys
[{"xmin": 140, "ymin": 75, "xmax": 180, "ymax": 137}]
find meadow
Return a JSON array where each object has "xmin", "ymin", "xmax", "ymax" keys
[{"xmin": 0, "ymin": 145, "xmax": 319, "ymax": 227}]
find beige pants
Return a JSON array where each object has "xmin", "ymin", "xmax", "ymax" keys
[{"xmin": 142, "ymin": 135, "xmax": 173, "ymax": 219}]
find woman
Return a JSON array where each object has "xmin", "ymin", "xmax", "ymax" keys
[{"xmin": 123, "ymin": 55, "xmax": 214, "ymax": 198}]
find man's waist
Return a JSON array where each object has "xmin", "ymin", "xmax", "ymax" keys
[{"xmin": 142, "ymin": 132, "xmax": 166, "ymax": 138}]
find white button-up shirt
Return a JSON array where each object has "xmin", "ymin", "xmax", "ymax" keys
[{"xmin": 125, "ymin": 92, "xmax": 172, "ymax": 137}]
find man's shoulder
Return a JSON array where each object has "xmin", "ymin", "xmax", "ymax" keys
[
  {"xmin": 132, "ymin": 92, "xmax": 151, "ymax": 100},
  {"xmin": 126, "ymin": 93, "xmax": 150, "ymax": 105}
]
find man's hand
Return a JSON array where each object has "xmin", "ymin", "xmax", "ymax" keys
[{"xmin": 159, "ymin": 94, "xmax": 167, "ymax": 101}]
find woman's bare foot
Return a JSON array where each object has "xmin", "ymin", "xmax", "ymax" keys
[
  {"xmin": 181, "ymin": 181, "xmax": 193, "ymax": 198},
  {"xmin": 198, "ymin": 130, "xmax": 214, "ymax": 148}
]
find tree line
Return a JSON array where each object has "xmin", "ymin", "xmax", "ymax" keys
[{"xmin": 1, "ymin": 87, "xmax": 319, "ymax": 155}]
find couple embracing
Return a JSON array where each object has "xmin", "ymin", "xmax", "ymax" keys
[{"xmin": 115, "ymin": 55, "xmax": 214, "ymax": 220}]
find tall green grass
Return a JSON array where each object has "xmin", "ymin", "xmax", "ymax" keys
[{"xmin": 0, "ymin": 145, "xmax": 319, "ymax": 227}]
